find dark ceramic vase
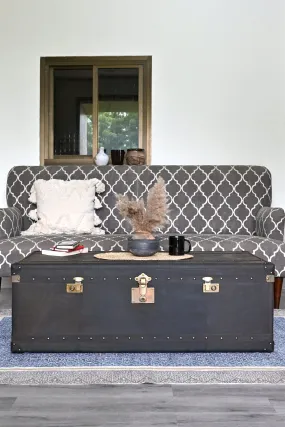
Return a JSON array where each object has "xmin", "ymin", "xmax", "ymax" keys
[
  {"xmin": 111, "ymin": 149, "xmax": 125, "ymax": 165},
  {"xmin": 127, "ymin": 237, "xmax": 159, "ymax": 257}
]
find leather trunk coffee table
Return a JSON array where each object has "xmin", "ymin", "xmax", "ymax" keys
[{"xmin": 11, "ymin": 251, "xmax": 274, "ymax": 353}]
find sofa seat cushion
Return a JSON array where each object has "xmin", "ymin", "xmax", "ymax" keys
[
  {"xmin": 0, "ymin": 234, "xmax": 129, "ymax": 276},
  {"xmin": 160, "ymin": 234, "xmax": 285, "ymax": 277},
  {"xmin": 0, "ymin": 233, "xmax": 285, "ymax": 277}
]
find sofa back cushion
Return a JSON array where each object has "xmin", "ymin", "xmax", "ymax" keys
[{"xmin": 7, "ymin": 165, "xmax": 272, "ymax": 235}]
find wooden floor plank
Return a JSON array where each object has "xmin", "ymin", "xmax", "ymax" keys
[
  {"xmin": 0, "ymin": 385, "xmax": 285, "ymax": 426},
  {"xmin": 0, "ymin": 397, "xmax": 16, "ymax": 410},
  {"xmin": 0, "ymin": 384, "xmax": 173, "ymax": 399},
  {"xmin": 172, "ymin": 384, "xmax": 285, "ymax": 398},
  {"xmin": 177, "ymin": 423, "xmax": 285, "ymax": 427}
]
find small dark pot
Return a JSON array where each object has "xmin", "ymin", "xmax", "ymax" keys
[
  {"xmin": 111, "ymin": 149, "xmax": 125, "ymax": 165},
  {"xmin": 128, "ymin": 237, "xmax": 159, "ymax": 257}
]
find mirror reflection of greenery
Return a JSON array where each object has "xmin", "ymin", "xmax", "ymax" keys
[{"xmin": 87, "ymin": 112, "xmax": 139, "ymax": 155}]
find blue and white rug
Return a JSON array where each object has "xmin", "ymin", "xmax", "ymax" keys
[{"xmin": 1, "ymin": 311, "xmax": 285, "ymax": 385}]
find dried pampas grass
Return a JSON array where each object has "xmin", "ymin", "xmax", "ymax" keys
[{"xmin": 116, "ymin": 177, "xmax": 169, "ymax": 239}]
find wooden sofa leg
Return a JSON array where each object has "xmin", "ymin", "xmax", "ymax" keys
[{"xmin": 274, "ymin": 278, "xmax": 283, "ymax": 309}]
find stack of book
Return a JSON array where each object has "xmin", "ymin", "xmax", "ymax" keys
[{"xmin": 42, "ymin": 240, "xmax": 88, "ymax": 256}]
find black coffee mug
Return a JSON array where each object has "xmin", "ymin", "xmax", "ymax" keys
[{"xmin": 169, "ymin": 235, "xmax": 191, "ymax": 256}]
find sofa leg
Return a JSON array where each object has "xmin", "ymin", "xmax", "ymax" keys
[{"xmin": 274, "ymin": 277, "xmax": 283, "ymax": 309}]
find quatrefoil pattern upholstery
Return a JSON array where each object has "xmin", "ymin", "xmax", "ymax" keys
[
  {"xmin": 1, "ymin": 233, "xmax": 285, "ymax": 278},
  {"xmin": 0, "ymin": 207, "xmax": 22, "ymax": 239},
  {"xmin": 0, "ymin": 165, "xmax": 284, "ymax": 277},
  {"xmin": 6, "ymin": 165, "xmax": 275, "ymax": 234},
  {"xmin": 256, "ymin": 207, "xmax": 285, "ymax": 241}
]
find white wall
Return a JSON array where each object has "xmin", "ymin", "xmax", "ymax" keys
[{"xmin": 0, "ymin": 0, "xmax": 284, "ymax": 206}]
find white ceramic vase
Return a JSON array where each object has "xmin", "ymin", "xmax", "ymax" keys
[{"xmin": 95, "ymin": 147, "xmax": 109, "ymax": 166}]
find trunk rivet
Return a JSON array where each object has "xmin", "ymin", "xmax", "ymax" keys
[
  {"xmin": 236, "ymin": 277, "xmax": 238, "ymax": 280},
  {"xmin": 155, "ymin": 278, "xmax": 158, "ymax": 280},
  {"xmin": 91, "ymin": 278, "xmax": 93, "ymax": 280},
  {"xmin": 168, "ymin": 278, "xmax": 170, "ymax": 280},
  {"xmin": 220, "ymin": 277, "xmax": 223, "ymax": 280},
  {"xmin": 141, "ymin": 337, "xmax": 144, "ymax": 339},
  {"xmin": 205, "ymin": 337, "xmax": 208, "ymax": 340},
  {"xmin": 236, "ymin": 337, "xmax": 238, "ymax": 340},
  {"xmin": 90, "ymin": 337, "xmax": 93, "ymax": 340},
  {"xmin": 32, "ymin": 278, "xmax": 35, "ymax": 281},
  {"xmin": 180, "ymin": 278, "xmax": 183, "ymax": 280},
  {"xmin": 63, "ymin": 337, "xmax": 65, "ymax": 340},
  {"xmin": 154, "ymin": 337, "xmax": 156, "ymax": 339},
  {"xmin": 103, "ymin": 337, "xmax": 105, "ymax": 340},
  {"xmin": 47, "ymin": 338, "xmax": 50, "ymax": 340},
  {"xmin": 63, "ymin": 278, "xmax": 66, "ymax": 280},
  {"xmin": 193, "ymin": 278, "xmax": 196, "ymax": 280},
  {"xmin": 48, "ymin": 278, "xmax": 50, "ymax": 280},
  {"xmin": 78, "ymin": 337, "xmax": 80, "ymax": 340},
  {"xmin": 250, "ymin": 277, "xmax": 253, "ymax": 280},
  {"xmin": 180, "ymin": 337, "xmax": 182, "ymax": 339},
  {"xmin": 32, "ymin": 338, "xmax": 34, "ymax": 340},
  {"xmin": 167, "ymin": 337, "xmax": 170, "ymax": 339},
  {"xmin": 251, "ymin": 337, "xmax": 253, "ymax": 340},
  {"xmin": 192, "ymin": 337, "xmax": 195, "ymax": 339},
  {"xmin": 104, "ymin": 278, "xmax": 106, "ymax": 280},
  {"xmin": 220, "ymin": 337, "xmax": 223, "ymax": 340},
  {"xmin": 128, "ymin": 337, "xmax": 131, "ymax": 339},
  {"xmin": 116, "ymin": 337, "xmax": 118, "ymax": 340}
]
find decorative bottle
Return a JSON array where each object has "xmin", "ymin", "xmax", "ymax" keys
[{"xmin": 95, "ymin": 147, "xmax": 109, "ymax": 166}]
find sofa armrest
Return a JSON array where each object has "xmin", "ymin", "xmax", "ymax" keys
[
  {"xmin": 256, "ymin": 207, "xmax": 285, "ymax": 241},
  {"xmin": 0, "ymin": 207, "xmax": 22, "ymax": 239}
]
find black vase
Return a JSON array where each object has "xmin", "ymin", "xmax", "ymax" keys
[
  {"xmin": 127, "ymin": 237, "xmax": 159, "ymax": 257},
  {"xmin": 111, "ymin": 150, "xmax": 125, "ymax": 165}
]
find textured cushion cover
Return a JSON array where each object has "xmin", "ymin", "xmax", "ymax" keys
[{"xmin": 22, "ymin": 179, "xmax": 105, "ymax": 235}]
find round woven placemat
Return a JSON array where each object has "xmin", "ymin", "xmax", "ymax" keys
[{"xmin": 94, "ymin": 252, "xmax": 193, "ymax": 261}]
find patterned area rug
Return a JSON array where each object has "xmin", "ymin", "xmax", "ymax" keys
[{"xmin": 1, "ymin": 311, "xmax": 285, "ymax": 385}]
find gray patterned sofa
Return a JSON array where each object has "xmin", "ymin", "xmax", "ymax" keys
[{"xmin": 1, "ymin": 165, "xmax": 285, "ymax": 307}]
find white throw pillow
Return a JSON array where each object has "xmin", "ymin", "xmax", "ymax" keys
[{"xmin": 22, "ymin": 179, "xmax": 105, "ymax": 235}]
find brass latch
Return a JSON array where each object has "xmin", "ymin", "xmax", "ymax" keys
[
  {"xmin": 202, "ymin": 276, "xmax": 220, "ymax": 293},
  {"xmin": 266, "ymin": 275, "xmax": 275, "ymax": 283},
  {"xmin": 66, "ymin": 277, "xmax": 84, "ymax": 293},
  {"xmin": 11, "ymin": 274, "xmax": 20, "ymax": 283},
  {"xmin": 132, "ymin": 273, "xmax": 155, "ymax": 303}
]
